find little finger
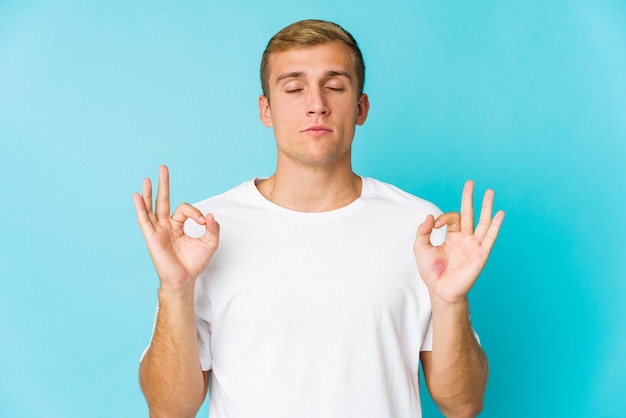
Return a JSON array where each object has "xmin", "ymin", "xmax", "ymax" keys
[
  {"xmin": 133, "ymin": 192, "xmax": 156, "ymax": 234},
  {"xmin": 142, "ymin": 177, "xmax": 153, "ymax": 214},
  {"xmin": 480, "ymin": 210, "xmax": 505, "ymax": 251}
]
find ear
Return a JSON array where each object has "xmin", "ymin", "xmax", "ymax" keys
[
  {"xmin": 356, "ymin": 93, "xmax": 370, "ymax": 126},
  {"xmin": 259, "ymin": 95, "xmax": 273, "ymax": 127}
]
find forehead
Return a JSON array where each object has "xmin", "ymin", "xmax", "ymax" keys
[{"xmin": 268, "ymin": 42, "xmax": 357, "ymax": 82}]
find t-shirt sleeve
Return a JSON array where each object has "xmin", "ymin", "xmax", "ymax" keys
[
  {"xmin": 196, "ymin": 314, "xmax": 213, "ymax": 371},
  {"xmin": 420, "ymin": 203, "xmax": 441, "ymax": 352},
  {"xmin": 184, "ymin": 210, "xmax": 214, "ymax": 371},
  {"xmin": 139, "ymin": 304, "xmax": 160, "ymax": 362},
  {"xmin": 419, "ymin": 319, "xmax": 483, "ymax": 352},
  {"xmin": 420, "ymin": 314, "xmax": 433, "ymax": 351},
  {"xmin": 140, "ymin": 302, "xmax": 213, "ymax": 371}
]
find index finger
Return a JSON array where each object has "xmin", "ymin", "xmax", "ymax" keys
[
  {"xmin": 155, "ymin": 165, "xmax": 171, "ymax": 220},
  {"xmin": 460, "ymin": 180, "xmax": 475, "ymax": 234}
]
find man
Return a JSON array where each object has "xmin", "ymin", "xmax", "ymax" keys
[{"xmin": 134, "ymin": 19, "xmax": 504, "ymax": 418}]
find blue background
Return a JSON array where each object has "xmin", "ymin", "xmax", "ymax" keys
[{"xmin": 1, "ymin": 1, "xmax": 625, "ymax": 416}]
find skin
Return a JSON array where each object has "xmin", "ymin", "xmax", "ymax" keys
[
  {"xmin": 134, "ymin": 40, "xmax": 504, "ymax": 417},
  {"xmin": 256, "ymin": 41, "xmax": 370, "ymax": 212},
  {"xmin": 417, "ymin": 181, "xmax": 504, "ymax": 417},
  {"xmin": 134, "ymin": 166, "xmax": 217, "ymax": 417}
]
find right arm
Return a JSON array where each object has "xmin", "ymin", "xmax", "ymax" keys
[{"xmin": 133, "ymin": 165, "xmax": 219, "ymax": 417}]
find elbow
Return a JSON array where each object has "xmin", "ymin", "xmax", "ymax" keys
[
  {"xmin": 435, "ymin": 397, "xmax": 484, "ymax": 418},
  {"xmin": 139, "ymin": 362, "xmax": 205, "ymax": 418},
  {"xmin": 453, "ymin": 401, "xmax": 484, "ymax": 418},
  {"xmin": 140, "ymin": 387, "xmax": 204, "ymax": 418},
  {"xmin": 147, "ymin": 406, "xmax": 199, "ymax": 418},
  {"xmin": 430, "ymin": 382, "xmax": 486, "ymax": 418},
  {"xmin": 142, "ymin": 391, "xmax": 203, "ymax": 418}
]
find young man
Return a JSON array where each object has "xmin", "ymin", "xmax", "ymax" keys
[{"xmin": 134, "ymin": 20, "xmax": 504, "ymax": 418}]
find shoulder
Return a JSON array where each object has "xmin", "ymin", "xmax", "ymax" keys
[
  {"xmin": 360, "ymin": 177, "xmax": 446, "ymax": 245},
  {"xmin": 361, "ymin": 177, "xmax": 442, "ymax": 216},
  {"xmin": 183, "ymin": 180, "xmax": 258, "ymax": 237},
  {"xmin": 192, "ymin": 179, "xmax": 257, "ymax": 213}
]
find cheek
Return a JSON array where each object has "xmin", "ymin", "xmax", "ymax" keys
[
  {"xmin": 271, "ymin": 100, "xmax": 299, "ymax": 121},
  {"xmin": 271, "ymin": 110, "xmax": 297, "ymax": 132}
]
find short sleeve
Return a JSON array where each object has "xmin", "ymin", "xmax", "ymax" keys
[
  {"xmin": 139, "ymin": 304, "xmax": 160, "ymax": 362},
  {"xmin": 196, "ymin": 314, "xmax": 213, "ymax": 371},
  {"xmin": 420, "ymin": 314, "xmax": 433, "ymax": 351}
]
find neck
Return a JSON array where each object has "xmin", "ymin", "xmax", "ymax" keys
[{"xmin": 256, "ymin": 159, "xmax": 362, "ymax": 213}]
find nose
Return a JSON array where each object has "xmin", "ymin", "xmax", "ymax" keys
[{"xmin": 306, "ymin": 88, "xmax": 329, "ymax": 116}]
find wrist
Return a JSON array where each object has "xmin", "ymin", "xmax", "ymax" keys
[
  {"xmin": 158, "ymin": 284, "xmax": 195, "ymax": 304},
  {"xmin": 429, "ymin": 292, "xmax": 470, "ymax": 316},
  {"xmin": 429, "ymin": 294, "xmax": 477, "ymax": 346}
]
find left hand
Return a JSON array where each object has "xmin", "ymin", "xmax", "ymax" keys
[{"xmin": 414, "ymin": 180, "xmax": 505, "ymax": 305}]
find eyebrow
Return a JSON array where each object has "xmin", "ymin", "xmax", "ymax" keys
[
  {"xmin": 326, "ymin": 70, "xmax": 352, "ymax": 80},
  {"xmin": 276, "ymin": 71, "xmax": 305, "ymax": 83},
  {"xmin": 275, "ymin": 70, "xmax": 353, "ymax": 84}
]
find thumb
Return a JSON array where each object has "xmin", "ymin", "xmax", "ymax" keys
[
  {"xmin": 201, "ymin": 213, "xmax": 220, "ymax": 245},
  {"xmin": 414, "ymin": 214, "xmax": 435, "ymax": 250}
]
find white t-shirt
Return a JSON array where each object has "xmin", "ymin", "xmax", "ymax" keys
[{"xmin": 185, "ymin": 177, "xmax": 444, "ymax": 418}]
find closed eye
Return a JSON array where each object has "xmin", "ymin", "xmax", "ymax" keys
[{"xmin": 325, "ymin": 81, "xmax": 346, "ymax": 91}]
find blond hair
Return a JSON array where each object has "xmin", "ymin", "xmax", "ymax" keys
[{"xmin": 260, "ymin": 20, "xmax": 365, "ymax": 98}]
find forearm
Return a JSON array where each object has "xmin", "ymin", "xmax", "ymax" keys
[
  {"xmin": 139, "ymin": 288, "xmax": 206, "ymax": 418},
  {"xmin": 426, "ymin": 295, "xmax": 488, "ymax": 417}
]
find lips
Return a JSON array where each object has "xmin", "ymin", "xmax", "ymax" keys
[{"xmin": 302, "ymin": 125, "xmax": 332, "ymax": 136}]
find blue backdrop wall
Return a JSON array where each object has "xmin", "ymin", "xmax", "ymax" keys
[{"xmin": 1, "ymin": 1, "xmax": 624, "ymax": 417}]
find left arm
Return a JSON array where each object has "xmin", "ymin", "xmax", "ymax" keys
[
  {"xmin": 420, "ymin": 299, "xmax": 488, "ymax": 417},
  {"xmin": 414, "ymin": 181, "xmax": 504, "ymax": 417}
]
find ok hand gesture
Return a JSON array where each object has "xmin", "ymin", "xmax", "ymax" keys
[
  {"xmin": 133, "ymin": 166, "xmax": 220, "ymax": 293},
  {"xmin": 414, "ymin": 181, "xmax": 504, "ymax": 305}
]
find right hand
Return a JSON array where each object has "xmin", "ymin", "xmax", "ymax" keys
[{"xmin": 133, "ymin": 165, "xmax": 220, "ymax": 292}]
